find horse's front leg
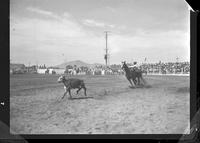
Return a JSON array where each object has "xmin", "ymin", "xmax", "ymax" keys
[
  {"xmin": 133, "ymin": 78, "xmax": 137, "ymax": 86},
  {"xmin": 137, "ymin": 77, "xmax": 140, "ymax": 85},
  {"xmin": 128, "ymin": 79, "xmax": 134, "ymax": 87}
]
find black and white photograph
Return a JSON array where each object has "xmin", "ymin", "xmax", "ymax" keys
[{"xmin": 10, "ymin": 0, "xmax": 190, "ymax": 134}]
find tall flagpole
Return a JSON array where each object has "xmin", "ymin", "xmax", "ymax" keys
[{"xmin": 104, "ymin": 31, "xmax": 111, "ymax": 67}]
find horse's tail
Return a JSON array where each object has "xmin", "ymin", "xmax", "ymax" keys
[
  {"xmin": 141, "ymin": 77, "xmax": 147, "ymax": 85},
  {"xmin": 139, "ymin": 72, "xmax": 147, "ymax": 85}
]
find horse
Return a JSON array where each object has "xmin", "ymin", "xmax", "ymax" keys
[{"xmin": 121, "ymin": 61, "xmax": 146, "ymax": 87}]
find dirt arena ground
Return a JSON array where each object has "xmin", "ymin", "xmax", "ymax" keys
[{"xmin": 10, "ymin": 74, "xmax": 190, "ymax": 134}]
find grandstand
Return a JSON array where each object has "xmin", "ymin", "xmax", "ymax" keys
[{"xmin": 139, "ymin": 61, "xmax": 190, "ymax": 75}]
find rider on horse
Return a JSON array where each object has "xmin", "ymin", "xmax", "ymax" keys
[{"xmin": 129, "ymin": 61, "xmax": 140, "ymax": 72}]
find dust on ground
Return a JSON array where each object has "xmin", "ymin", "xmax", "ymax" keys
[{"xmin": 10, "ymin": 74, "xmax": 190, "ymax": 134}]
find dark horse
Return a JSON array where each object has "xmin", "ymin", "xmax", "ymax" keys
[{"xmin": 121, "ymin": 61, "xmax": 146, "ymax": 87}]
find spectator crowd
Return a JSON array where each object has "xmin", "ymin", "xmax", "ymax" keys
[
  {"xmin": 10, "ymin": 61, "xmax": 190, "ymax": 75},
  {"xmin": 139, "ymin": 61, "xmax": 190, "ymax": 74}
]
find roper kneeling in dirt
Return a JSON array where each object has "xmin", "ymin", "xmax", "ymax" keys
[{"xmin": 57, "ymin": 75, "xmax": 87, "ymax": 99}]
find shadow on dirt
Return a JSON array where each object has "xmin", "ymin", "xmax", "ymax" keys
[
  {"xmin": 129, "ymin": 86, "xmax": 136, "ymax": 89},
  {"xmin": 144, "ymin": 85, "xmax": 152, "ymax": 88},
  {"xmin": 129, "ymin": 84, "xmax": 152, "ymax": 89},
  {"xmin": 97, "ymin": 90, "xmax": 109, "ymax": 96},
  {"xmin": 69, "ymin": 96, "xmax": 94, "ymax": 100},
  {"xmin": 176, "ymin": 87, "xmax": 189, "ymax": 93}
]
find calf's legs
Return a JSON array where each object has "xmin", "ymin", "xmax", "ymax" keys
[
  {"xmin": 76, "ymin": 85, "xmax": 87, "ymax": 96},
  {"xmin": 68, "ymin": 88, "xmax": 72, "ymax": 98},
  {"xmin": 61, "ymin": 87, "xmax": 72, "ymax": 99},
  {"xmin": 83, "ymin": 86, "xmax": 87, "ymax": 96},
  {"xmin": 61, "ymin": 92, "xmax": 67, "ymax": 99},
  {"xmin": 76, "ymin": 87, "xmax": 82, "ymax": 94},
  {"xmin": 61, "ymin": 86, "xmax": 67, "ymax": 99}
]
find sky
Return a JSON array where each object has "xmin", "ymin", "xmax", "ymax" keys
[{"xmin": 10, "ymin": 0, "xmax": 190, "ymax": 66}]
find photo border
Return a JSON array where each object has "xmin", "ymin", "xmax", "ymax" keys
[{"xmin": 1, "ymin": 0, "xmax": 199, "ymax": 141}]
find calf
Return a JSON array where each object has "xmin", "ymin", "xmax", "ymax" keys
[{"xmin": 57, "ymin": 75, "xmax": 87, "ymax": 99}]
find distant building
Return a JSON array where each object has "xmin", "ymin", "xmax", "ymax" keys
[
  {"xmin": 101, "ymin": 69, "xmax": 105, "ymax": 75},
  {"xmin": 37, "ymin": 68, "xmax": 48, "ymax": 74},
  {"xmin": 26, "ymin": 65, "xmax": 37, "ymax": 73},
  {"xmin": 54, "ymin": 68, "xmax": 65, "ymax": 74},
  {"xmin": 49, "ymin": 66, "xmax": 64, "ymax": 74},
  {"xmin": 10, "ymin": 63, "xmax": 26, "ymax": 74},
  {"xmin": 48, "ymin": 68, "xmax": 55, "ymax": 74}
]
